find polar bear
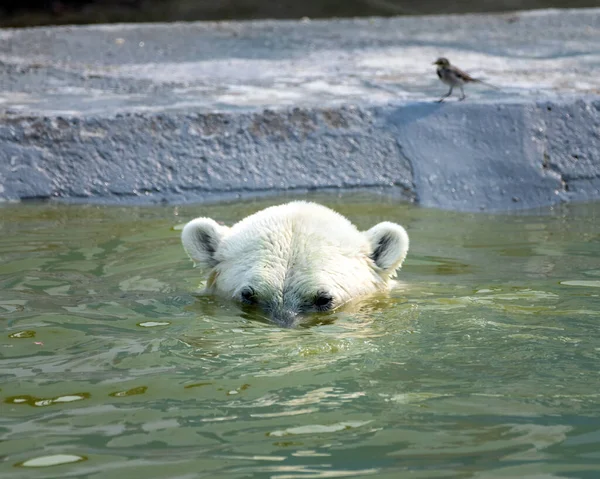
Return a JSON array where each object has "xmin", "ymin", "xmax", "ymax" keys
[{"xmin": 181, "ymin": 201, "xmax": 408, "ymax": 326}]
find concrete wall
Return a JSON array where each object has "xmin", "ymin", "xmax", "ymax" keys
[{"xmin": 1, "ymin": 9, "xmax": 599, "ymax": 211}]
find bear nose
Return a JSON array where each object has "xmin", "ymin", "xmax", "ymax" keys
[{"xmin": 270, "ymin": 309, "xmax": 298, "ymax": 328}]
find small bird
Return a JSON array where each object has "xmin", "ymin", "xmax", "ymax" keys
[{"xmin": 433, "ymin": 57, "xmax": 499, "ymax": 102}]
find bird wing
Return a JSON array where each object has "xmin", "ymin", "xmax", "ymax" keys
[
  {"xmin": 452, "ymin": 66, "xmax": 478, "ymax": 83},
  {"xmin": 450, "ymin": 64, "xmax": 500, "ymax": 90}
]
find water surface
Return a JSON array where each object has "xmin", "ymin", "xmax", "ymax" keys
[{"xmin": 1, "ymin": 195, "xmax": 599, "ymax": 478}]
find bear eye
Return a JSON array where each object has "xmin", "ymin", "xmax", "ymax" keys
[
  {"xmin": 240, "ymin": 287, "xmax": 257, "ymax": 305},
  {"xmin": 313, "ymin": 291, "xmax": 333, "ymax": 311}
]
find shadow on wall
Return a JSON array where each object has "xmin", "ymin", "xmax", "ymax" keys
[{"xmin": 1, "ymin": 0, "xmax": 598, "ymax": 27}]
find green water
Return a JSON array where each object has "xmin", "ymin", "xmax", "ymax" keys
[{"xmin": 1, "ymin": 196, "xmax": 600, "ymax": 478}]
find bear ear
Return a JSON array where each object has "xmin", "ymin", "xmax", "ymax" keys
[
  {"xmin": 364, "ymin": 222, "xmax": 409, "ymax": 275},
  {"xmin": 181, "ymin": 218, "xmax": 230, "ymax": 270}
]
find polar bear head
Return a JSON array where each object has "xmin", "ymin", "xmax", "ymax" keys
[{"xmin": 182, "ymin": 201, "xmax": 408, "ymax": 326}]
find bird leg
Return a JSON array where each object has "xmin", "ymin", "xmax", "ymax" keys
[
  {"xmin": 437, "ymin": 86, "xmax": 453, "ymax": 103},
  {"xmin": 458, "ymin": 86, "xmax": 466, "ymax": 101}
]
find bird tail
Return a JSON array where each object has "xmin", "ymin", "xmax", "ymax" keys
[{"xmin": 476, "ymin": 79, "xmax": 500, "ymax": 90}]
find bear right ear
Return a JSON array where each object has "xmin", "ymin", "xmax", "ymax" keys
[
  {"xmin": 181, "ymin": 218, "xmax": 230, "ymax": 270},
  {"xmin": 364, "ymin": 221, "xmax": 409, "ymax": 276}
]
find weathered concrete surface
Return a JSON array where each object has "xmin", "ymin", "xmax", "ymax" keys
[{"xmin": 0, "ymin": 9, "xmax": 599, "ymax": 210}]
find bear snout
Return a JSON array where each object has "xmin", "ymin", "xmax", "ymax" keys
[{"xmin": 267, "ymin": 307, "xmax": 299, "ymax": 328}]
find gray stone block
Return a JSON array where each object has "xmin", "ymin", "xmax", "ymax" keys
[{"xmin": 0, "ymin": 9, "xmax": 599, "ymax": 210}]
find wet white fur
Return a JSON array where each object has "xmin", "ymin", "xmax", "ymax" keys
[{"xmin": 181, "ymin": 201, "xmax": 409, "ymax": 313}]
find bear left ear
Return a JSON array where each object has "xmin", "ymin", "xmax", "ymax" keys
[
  {"xmin": 181, "ymin": 218, "xmax": 230, "ymax": 271},
  {"xmin": 364, "ymin": 222, "xmax": 409, "ymax": 275}
]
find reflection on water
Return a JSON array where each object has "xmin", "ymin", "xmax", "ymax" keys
[{"xmin": 1, "ymin": 194, "xmax": 599, "ymax": 478}]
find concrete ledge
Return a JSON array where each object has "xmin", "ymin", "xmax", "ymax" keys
[{"xmin": 1, "ymin": 9, "xmax": 599, "ymax": 211}]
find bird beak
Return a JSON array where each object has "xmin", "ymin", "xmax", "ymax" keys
[{"xmin": 432, "ymin": 61, "xmax": 437, "ymax": 65}]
